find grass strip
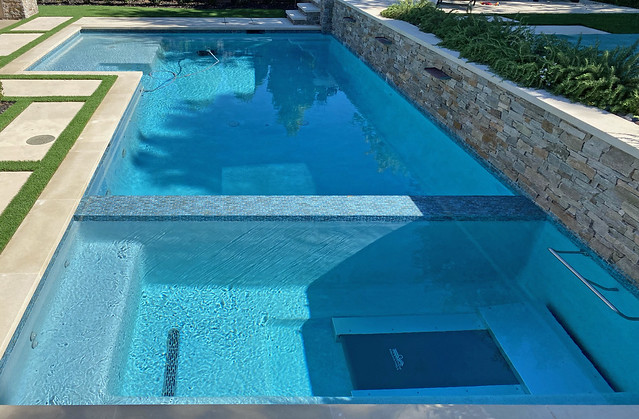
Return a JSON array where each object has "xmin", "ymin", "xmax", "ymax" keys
[
  {"xmin": 0, "ymin": 161, "xmax": 39, "ymax": 172},
  {"xmin": 37, "ymin": 5, "xmax": 286, "ymax": 18},
  {"xmin": 0, "ymin": 99, "xmax": 31, "ymax": 131},
  {"xmin": 4, "ymin": 96, "xmax": 102, "ymax": 102},
  {"xmin": 505, "ymin": 13, "xmax": 639, "ymax": 34},
  {"xmin": 0, "ymin": 75, "xmax": 116, "ymax": 254}
]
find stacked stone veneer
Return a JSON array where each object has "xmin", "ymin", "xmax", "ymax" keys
[
  {"xmin": 1, "ymin": 0, "xmax": 37, "ymax": 19},
  {"xmin": 332, "ymin": 0, "xmax": 639, "ymax": 283}
]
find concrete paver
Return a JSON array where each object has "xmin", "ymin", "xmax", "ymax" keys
[
  {"xmin": 0, "ymin": 198, "xmax": 77, "ymax": 276},
  {"xmin": 0, "ymin": 33, "xmax": 41, "ymax": 56},
  {"xmin": 0, "ymin": 20, "xmax": 18, "ymax": 30},
  {"xmin": 0, "ymin": 172, "xmax": 31, "ymax": 213},
  {"xmin": 11, "ymin": 17, "xmax": 71, "ymax": 32},
  {"xmin": 0, "ymin": 102, "xmax": 85, "ymax": 161},
  {"xmin": 0, "ymin": 79, "xmax": 102, "ymax": 97},
  {"xmin": 76, "ymin": 17, "xmax": 320, "ymax": 30}
]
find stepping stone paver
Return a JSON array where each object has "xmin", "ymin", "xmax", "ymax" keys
[
  {"xmin": 0, "ymin": 33, "xmax": 41, "ymax": 56},
  {"xmin": 0, "ymin": 172, "xmax": 31, "ymax": 213},
  {"xmin": 11, "ymin": 17, "xmax": 71, "ymax": 32},
  {"xmin": 0, "ymin": 102, "xmax": 84, "ymax": 161},
  {"xmin": 0, "ymin": 79, "xmax": 102, "ymax": 97},
  {"xmin": 0, "ymin": 20, "xmax": 18, "ymax": 30}
]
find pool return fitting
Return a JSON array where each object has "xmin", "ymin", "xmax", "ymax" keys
[{"xmin": 548, "ymin": 248, "xmax": 639, "ymax": 321}]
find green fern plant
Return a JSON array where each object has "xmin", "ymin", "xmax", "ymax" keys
[{"xmin": 382, "ymin": 1, "xmax": 639, "ymax": 115}]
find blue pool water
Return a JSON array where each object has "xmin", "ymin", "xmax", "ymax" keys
[
  {"xmin": 558, "ymin": 33, "xmax": 639, "ymax": 51},
  {"xmin": 31, "ymin": 32, "xmax": 511, "ymax": 196},
  {"xmin": 1, "ymin": 219, "xmax": 639, "ymax": 404},
  {"xmin": 9, "ymin": 30, "xmax": 639, "ymax": 406}
]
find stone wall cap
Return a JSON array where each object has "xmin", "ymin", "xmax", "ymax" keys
[{"xmin": 338, "ymin": 0, "xmax": 639, "ymax": 159}]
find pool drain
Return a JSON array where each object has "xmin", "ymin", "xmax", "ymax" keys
[
  {"xmin": 162, "ymin": 328, "xmax": 180, "ymax": 397},
  {"xmin": 26, "ymin": 135, "xmax": 55, "ymax": 145}
]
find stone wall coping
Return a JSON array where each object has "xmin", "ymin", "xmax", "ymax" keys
[{"xmin": 339, "ymin": 0, "xmax": 639, "ymax": 160}]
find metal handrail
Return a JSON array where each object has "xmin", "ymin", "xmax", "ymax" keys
[{"xmin": 548, "ymin": 248, "xmax": 639, "ymax": 321}]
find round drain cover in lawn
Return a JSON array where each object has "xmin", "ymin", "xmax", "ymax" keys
[{"xmin": 26, "ymin": 135, "xmax": 55, "ymax": 145}]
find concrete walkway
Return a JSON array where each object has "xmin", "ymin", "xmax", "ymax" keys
[{"xmin": 347, "ymin": 0, "xmax": 638, "ymax": 19}]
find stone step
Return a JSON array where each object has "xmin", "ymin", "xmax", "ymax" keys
[
  {"xmin": 297, "ymin": 2, "xmax": 320, "ymax": 24},
  {"xmin": 297, "ymin": 2, "xmax": 320, "ymax": 15},
  {"xmin": 286, "ymin": 9, "xmax": 308, "ymax": 25},
  {"xmin": 309, "ymin": 0, "xmax": 321, "ymax": 7}
]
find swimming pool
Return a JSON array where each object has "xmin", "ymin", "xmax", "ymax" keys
[
  {"xmin": 7, "ymin": 29, "xmax": 639, "ymax": 406},
  {"xmin": 557, "ymin": 33, "xmax": 639, "ymax": 51},
  {"xmin": 1, "ymin": 218, "xmax": 638, "ymax": 404},
  {"xmin": 30, "ymin": 32, "xmax": 511, "ymax": 196}
]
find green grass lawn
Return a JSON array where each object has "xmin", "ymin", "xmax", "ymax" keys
[
  {"xmin": 37, "ymin": 5, "xmax": 286, "ymax": 18},
  {"xmin": 505, "ymin": 13, "xmax": 639, "ymax": 34},
  {"xmin": 0, "ymin": 75, "xmax": 116, "ymax": 254}
]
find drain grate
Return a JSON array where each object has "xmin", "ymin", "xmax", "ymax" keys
[
  {"xmin": 26, "ymin": 135, "xmax": 55, "ymax": 146},
  {"xmin": 162, "ymin": 328, "xmax": 180, "ymax": 397},
  {"xmin": 340, "ymin": 330, "xmax": 519, "ymax": 390}
]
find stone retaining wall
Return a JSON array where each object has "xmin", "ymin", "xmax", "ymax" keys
[
  {"xmin": 1, "ymin": 0, "xmax": 37, "ymax": 19},
  {"xmin": 331, "ymin": 0, "xmax": 639, "ymax": 283}
]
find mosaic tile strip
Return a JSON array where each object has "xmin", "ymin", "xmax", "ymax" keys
[
  {"xmin": 74, "ymin": 195, "xmax": 546, "ymax": 221},
  {"xmin": 410, "ymin": 196, "xmax": 547, "ymax": 221}
]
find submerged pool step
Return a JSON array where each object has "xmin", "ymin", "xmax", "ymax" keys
[
  {"xmin": 480, "ymin": 303, "xmax": 613, "ymax": 396},
  {"xmin": 333, "ymin": 305, "xmax": 612, "ymax": 399},
  {"xmin": 75, "ymin": 195, "xmax": 545, "ymax": 221}
]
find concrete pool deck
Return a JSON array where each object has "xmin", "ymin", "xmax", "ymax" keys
[{"xmin": 1, "ymin": 8, "xmax": 639, "ymax": 415}]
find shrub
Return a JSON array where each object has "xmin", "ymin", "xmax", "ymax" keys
[{"xmin": 381, "ymin": 1, "xmax": 639, "ymax": 115}]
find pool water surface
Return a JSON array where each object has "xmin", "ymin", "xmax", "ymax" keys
[
  {"xmin": 1, "ymin": 220, "xmax": 639, "ymax": 404},
  {"xmin": 31, "ymin": 32, "xmax": 511, "ymax": 196}
]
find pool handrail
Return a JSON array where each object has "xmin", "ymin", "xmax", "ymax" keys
[{"xmin": 548, "ymin": 247, "xmax": 639, "ymax": 321}]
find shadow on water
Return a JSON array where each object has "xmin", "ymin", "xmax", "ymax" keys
[
  {"xmin": 299, "ymin": 220, "xmax": 543, "ymax": 396},
  {"xmin": 118, "ymin": 36, "xmax": 341, "ymax": 194}
]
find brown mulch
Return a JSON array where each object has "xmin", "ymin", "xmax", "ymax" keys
[{"xmin": 0, "ymin": 101, "xmax": 13, "ymax": 116}]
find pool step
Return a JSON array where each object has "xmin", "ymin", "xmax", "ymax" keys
[
  {"xmin": 286, "ymin": 10, "xmax": 308, "ymax": 25},
  {"xmin": 298, "ymin": 3, "xmax": 320, "ymax": 24},
  {"xmin": 479, "ymin": 303, "xmax": 613, "ymax": 396},
  {"xmin": 287, "ymin": 2, "xmax": 321, "ymax": 25}
]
